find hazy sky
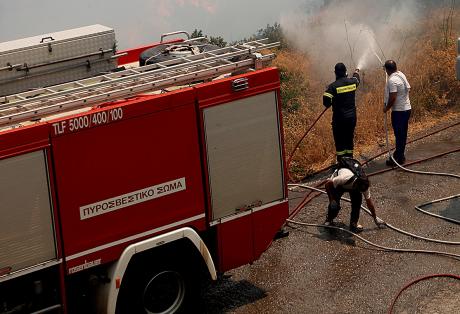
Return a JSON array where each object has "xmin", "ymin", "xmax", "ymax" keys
[{"xmin": 0, "ymin": 0, "xmax": 306, "ymax": 49}]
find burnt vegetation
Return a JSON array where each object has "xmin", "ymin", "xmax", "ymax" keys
[
  {"xmin": 193, "ymin": 3, "xmax": 460, "ymax": 179},
  {"xmin": 275, "ymin": 6, "xmax": 460, "ymax": 179}
]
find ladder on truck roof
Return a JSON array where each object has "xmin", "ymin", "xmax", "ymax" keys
[{"xmin": 0, "ymin": 39, "xmax": 279, "ymax": 128}]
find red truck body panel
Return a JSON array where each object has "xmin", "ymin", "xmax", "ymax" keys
[
  {"xmin": 1, "ymin": 55, "xmax": 286, "ymax": 278},
  {"xmin": 0, "ymin": 124, "xmax": 49, "ymax": 159},
  {"xmin": 49, "ymin": 89, "xmax": 207, "ymax": 271},
  {"xmin": 0, "ymin": 67, "xmax": 287, "ymax": 276},
  {"xmin": 0, "ymin": 29, "xmax": 289, "ymax": 313},
  {"xmin": 215, "ymin": 202, "xmax": 287, "ymax": 272}
]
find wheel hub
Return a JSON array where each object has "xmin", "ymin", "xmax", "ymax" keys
[{"xmin": 142, "ymin": 270, "xmax": 185, "ymax": 314}]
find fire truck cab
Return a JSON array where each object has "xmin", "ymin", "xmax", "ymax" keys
[{"xmin": 0, "ymin": 26, "xmax": 288, "ymax": 313}]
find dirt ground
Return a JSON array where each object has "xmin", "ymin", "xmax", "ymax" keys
[{"xmin": 203, "ymin": 121, "xmax": 460, "ymax": 313}]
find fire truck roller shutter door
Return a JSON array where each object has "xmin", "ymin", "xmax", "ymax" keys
[
  {"xmin": 203, "ymin": 91, "xmax": 285, "ymax": 221},
  {"xmin": 0, "ymin": 150, "xmax": 56, "ymax": 274}
]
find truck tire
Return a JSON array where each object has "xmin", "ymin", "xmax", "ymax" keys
[{"xmin": 116, "ymin": 253, "xmax": 200, "ymax": 314}]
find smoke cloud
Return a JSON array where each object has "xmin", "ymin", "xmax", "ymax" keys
[
  {"xmin": 281, "ymin": 0, "xmax": 422, "ymax": 80},
  {"xmin": 0, "ymin": 0, "xmax": 306, "ymax": 49},
  {"xmin": 157, "ymin": 0, "xmax": 217, "ymax": 17}
]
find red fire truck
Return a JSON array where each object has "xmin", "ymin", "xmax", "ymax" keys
[{"xmin": 0, "ymin": 25, "xmax": 288, "ymax": 313}]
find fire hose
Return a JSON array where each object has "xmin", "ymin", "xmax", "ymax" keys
[
  {"xmin": 381, "ymin": 110, "xmax": 460, "ymax": 234},
  {"xmin": 388, "ymin": 274, "xmax": 460, "ymax": 314},
  {"xmin": 384, "ymin": 114, "xmax": 460, "ymax": 180},
  {"xmin": 288, "ymin": 184, "xmax": 460, "ymax": 245},
  {"xmin": 287, "ymin": 127, "xmax": 460, "ymax": 246},
  {"xmin": 290, "ymin": 147, "xmax": 458, "ymax": 217},
  {"xmin": 286, "ymin": 107, "xmax": 328, "ymax": 182},
  {"xmin": 298, "ymin": 120, "xmax": 460, "ymax": 181},
  {"xmin": 285, "ymin": 111, "xmax": 460, "ymax": 250},
  {"xmin": 287, "ymin": 120, "xmax": 460, "ymax": 221},
  {"xmin": 381, "ymin": 103, "xmax": 460, "ymax": 314},
  {"xmin": 415, "ymin": 194, "xmax": 460, "ymax": 225},
  {"xmin": 288, "ymin": 147, "xmax": 460, "ymax": 222},
  {"xmin": 283, "ymin": 37, "xmax": 460, "ymax": 314},
  {"xmin": 286, "ymin": 218, "xmax": 460, "ymax": 260}
]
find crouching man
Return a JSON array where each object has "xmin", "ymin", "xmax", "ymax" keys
[{"xmin": 324, "ymin": 158, "xmax": 384, "ymax": 233}]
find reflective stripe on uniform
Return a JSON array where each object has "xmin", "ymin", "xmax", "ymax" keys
[
  {"xmin": 336, "ymin": 149, "xmax": 354, "ymax": 156},
  {"xmin": 336, "ymin": 84, "xmax": 357, "ymax": 94},
  {"xmin": 323, "ymin": 92, "xmax": 334, "ymax": 99}
]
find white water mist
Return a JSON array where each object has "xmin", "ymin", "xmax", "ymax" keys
[
  {"xmin": 281, "ymin": 0, "xmax": 420, "ymax": 80},
  {"xmin": 356, "ymin": 28, "xmax": 384, "ymax": 70}
]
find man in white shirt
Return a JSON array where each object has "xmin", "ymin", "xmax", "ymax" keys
[
  {"xmin": 383, "ymin": 60, "xmax": 412, "ymax": 166},
  {"xmin": 325, "ymin": 159, "xmax": 384, "ymax": 233}
]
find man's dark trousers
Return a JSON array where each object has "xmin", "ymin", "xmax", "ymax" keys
[
  {"xmin": 327, "ymin": 186, "xmax": 362, "ymax": 225},
  {"xmin": 391, "ymin": 110, "xmax": 411, "ymax": 163}
]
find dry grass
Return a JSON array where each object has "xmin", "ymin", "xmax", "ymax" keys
[{"xmin": 276, "ymin": 9, "xmax": 460, "ymax": 179}]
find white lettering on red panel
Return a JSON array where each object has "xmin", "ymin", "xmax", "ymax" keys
[
  {"xmin": 79, "ymin": 177, "xmax": 186, "ymax": 220},
  {"xmin": 68, "ymin": 258, "xmax": 101, "ymax": 274},
  {"xmin": 52, "ymin": 107, "xmax": 123, "ymax": 135}
]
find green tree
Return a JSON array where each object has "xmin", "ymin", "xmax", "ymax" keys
[
  {"xmin": 209, "ymin": 36, "xmax": 227, "ymax": 47},
  {"xmin": 191, "ymin": 29, "xmax": 203, "ymax": 38},
  {"xmin": 254, "ymin": 23, "xmax": 286, "ymax": 48},
  {"xmin": 190, "ymin": 29, "xmax": 227, "ymax": 47}
]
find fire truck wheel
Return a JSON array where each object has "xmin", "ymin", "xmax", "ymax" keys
[
  {"xmin": 116, "ymin": 254, "xmax": 200, "ymax": 314},
  {"xmin": 142, "ymin": 269, "xmax": 186, "ymax": 313}
]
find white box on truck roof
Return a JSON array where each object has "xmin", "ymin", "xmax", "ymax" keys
[{"xmin": 0, "ymin": 25, "xmax": 117, "ymax": 96}]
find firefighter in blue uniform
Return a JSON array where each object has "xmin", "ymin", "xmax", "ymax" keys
[{"xmin": 323, "ymin": 63, "xmax": 360, "ymax": 161}]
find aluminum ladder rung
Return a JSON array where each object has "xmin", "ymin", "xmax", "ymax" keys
[
  {"xmin": 101, "ymin": 75, "xmax": 115, "ymax": 81},
  {"xmin": 0, "ymin": 39, "xmax": 279, "ymax": 126},
  {"xmin": 180, "ymin": 57, "xmax": 193, "ymax": 62},
  {"xmin": 0, "ymin": 54, "xmax": 276, "ymax": 126},
  {"xmin": 231, "ymin": 46, "xmax": 248, "ymax": 51},
  {"xmin": 218, "ymin": 58, "xmax": 236, "ymax": 65},
  {"xmin": 44, "ymin": 88, "xmax": 58, "ymax": 94},
  {"xmin": 199, "ymin": 63, "xmax": 213, "ymax": 69},
  {"xmin": 155, "ymin": 63, "xmax": 168, "ymax": 69}
]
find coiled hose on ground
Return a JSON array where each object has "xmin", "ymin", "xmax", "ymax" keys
[
  {"xmin": 286, "ymin": 111, "xmax": 460, "ymax": 254},
  {"xmin": 288, "ymin": 184, "xmax": 460, "ymax": 245},
  {"xmin": 287, "ymin": 119, "xmax": 460, "ymax": 221},
  {"xmin": 286, "ymin": 113, "xmax": 460, "ymax": 312}
]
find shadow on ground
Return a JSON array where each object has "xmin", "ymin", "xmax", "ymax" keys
[
  {"xmin": 312, "ymin": 222, "xmax": 357, "ymax": 245},
  {"xmin": 203, "ymin": 277, "xmax": 267, "ymax": 313},
  {"xmin": 442, "ymin": 198, "xmax": 460, "ymax": 220}
]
